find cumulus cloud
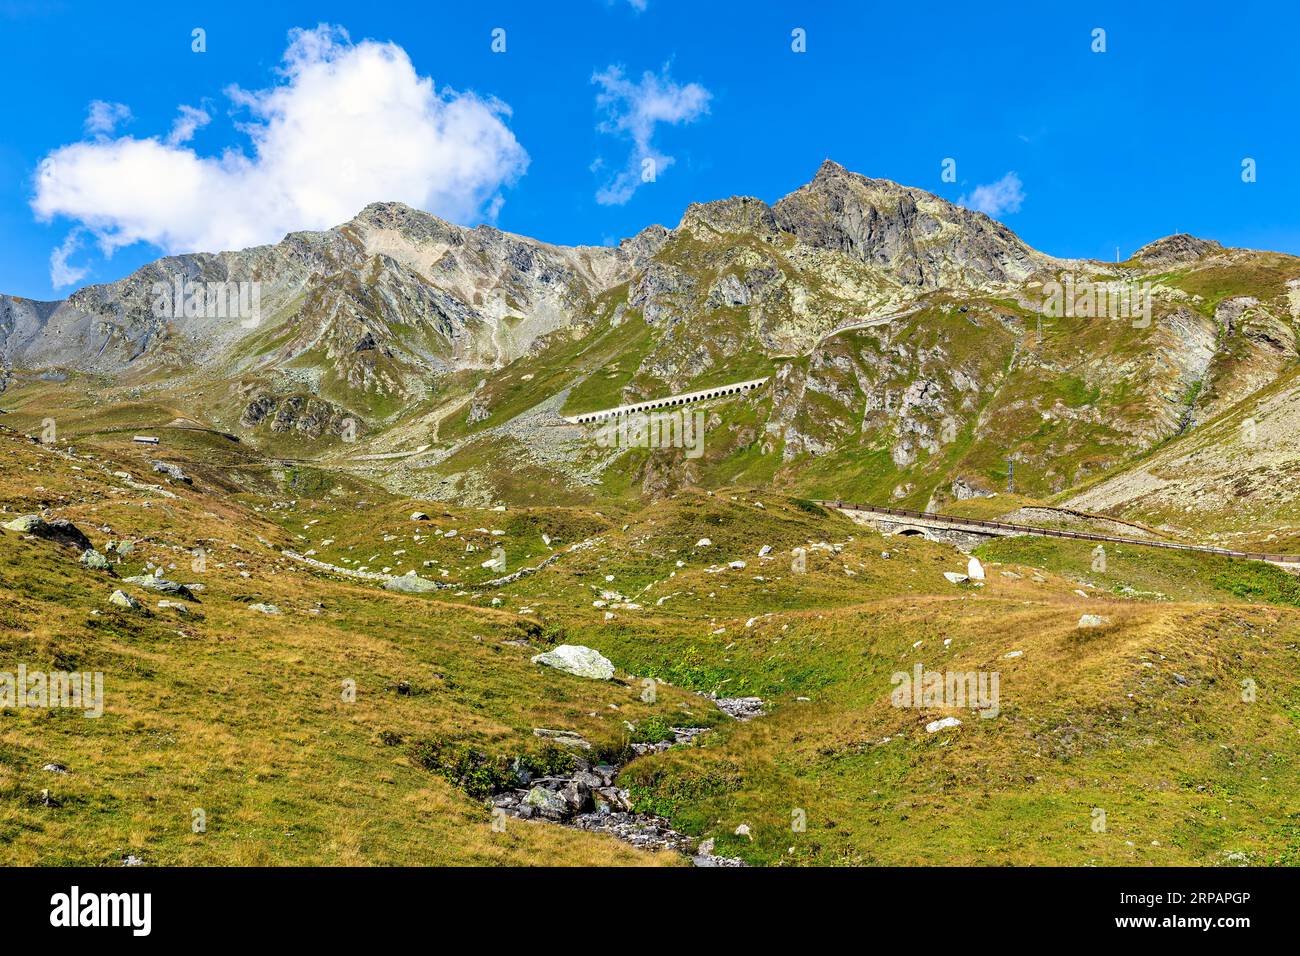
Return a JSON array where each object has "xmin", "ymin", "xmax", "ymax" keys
[
  {"xmin": 84, "ymin": 101, "xmax": 131, "ymax": 137},
  {"xmin": 33, "ymin": 24, "xmax": 528, "ymax": 266},
  {"xmin": 591, "ymin": 64, "xmax": 710, "ymax": 205},
  {"xmin": 958, "ymin": 171, "xmax": 1025, "ymax": 218}
]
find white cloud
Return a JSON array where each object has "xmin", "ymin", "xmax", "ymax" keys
[
  {"xmin": 591, "ymin": 64, "xmax": 710, "ymax": 205},
  {"xmin": 33, "ymin": 24, "xmax": 528, "ymax": 264},
  {"xmin": 958, "ymin": 171, "xmax": 1025, "ymax": 218},
  {"xmin": 49, "ymin": 228, "xmax": 91, "ymax": 288},
  {"xmin": 84, "ymin": 101, "xmax": 131, "ymax": 137},
  {"xmin": 166, "ymin": 105, "xmax": 210, "ymax": 146}
]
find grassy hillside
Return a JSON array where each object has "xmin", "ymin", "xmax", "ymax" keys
[{"xmin": 3, "ymin": 421, "xmax": 1298, "ymax": 866}]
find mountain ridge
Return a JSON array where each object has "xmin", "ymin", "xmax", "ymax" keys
[{"xmin": 2, "ymin": 161, "xmax": 1297, "ymax": 539}]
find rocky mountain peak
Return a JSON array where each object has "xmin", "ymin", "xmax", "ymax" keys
[
  {"xmin": 812, "ymin": 157, "xmax": 851, "ymax": 183},
  {"xmin": 676, "ymin": 195, "xmax": 778, "ymax": 237},
  {"xmin": 773, "ymin": 161, "xmax": 1047, "ymax": 288},
  {"xmin": 348, "ymin": 201, "xmax": 465, "ymax": 248},
  {"xmin": 1133, "ymin": 233, "xmax": 1225, "ymax": 267}
]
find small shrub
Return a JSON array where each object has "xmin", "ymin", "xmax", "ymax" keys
[
  {"xmin": 409, "ymin": 739, "xmax": 517, "ymax": 798},
  {"xmin": 630, "ymin": 715, "xmax": 676, "ymax": 745},
  {"xmin": 409, "ymin": 739, "xmax": 576, "ymax": 797}
]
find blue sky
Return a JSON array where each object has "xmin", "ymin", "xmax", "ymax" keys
[{"xmin": 1, "ymin": 0, "xmax": 1296, "ymax": 300}]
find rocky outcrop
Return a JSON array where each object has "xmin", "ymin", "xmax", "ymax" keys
[
  {"xmin": 2, "ymin": 514, "xmax": 92, "ymax": 551},
  {"xmin": 383, "ymin": 573, "xmax": 443, "ymax": 594},
  {"xmin": 123, "ymin": 571, "xmax": 197, "ymax": 601},
  {"xmin": 239, "ymin": 392, "xmax": 359, "ymax": 439},
  {"xmin": 1133, "ymin": 234, "xmax": 1225, "ymax": 267},
  {"xmin": 772, "ymin": 160, "xmax": 1048, "ymax": 289}
]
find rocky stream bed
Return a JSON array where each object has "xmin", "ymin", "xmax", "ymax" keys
[{"xmin": 492, "ymin": 699, "xmax": 764, "ymax": 866}]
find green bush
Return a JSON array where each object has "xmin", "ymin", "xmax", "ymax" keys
[
  {"xmin": 409, "ymin": 738, "xmax": 577, "ymax": 797},
  {"xmin": 409, "ymin": 739, "xmax": 517, "ymax": 798},
  {"xmin": 630, "ymin": 715, "xmax": 676, "ymax": 745}
]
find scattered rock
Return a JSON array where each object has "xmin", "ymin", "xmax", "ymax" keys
[
  {"xmin": 532, "ymin": 728, "xmax": 592, "ymax": 750},
  {"xmin": 248, "ymin": 603, "xmax": 281, "ymax": 615},
  {"xmin": 3, "ymin": 514, "xmax": 92, "ymax": 551},
  {"xmin": 123, "ymin": 571, "xmax": 196, "ymax": 600},
  {"xmin": 630, "ymin": 726, "xmax": 711, "ymax": 756},
  {"xmin": 108, "ymin": 590, "xmax": 139, "ymax": 610},
  {"xmin": 693, "ymin": 837, "xmax": 747, "ymax": 867},
  {"xmin": 713, "ymin": 696, "xmax": 765, "ymax": 720},
  {"xmin": 383, "ymin": 574, "xmax": 442, "ymax": 594},
  {"xmin": 1077, "ymin": 614, "xmax": 1109, "ymax": 629},
  {"xmin": 410, "ymin": 512, "xmax": 429, "ymax": 521},
  {"xmin": 925, "ymin": 716, "xmax": 962, "ymax": 733},
  {"xmin": 943, "ymin": 571, "xmax": 969, "ymax": 584},
  {"xmin": 967, "ymin": 557, "xmax": 985, "ymax": 580},
  {"xmin": 151, "ymin": 460, "xmax": 191, "ymax": 484},
  {"xmin": 105, "ymin": 540, "xmax": 135, "ymax": 560},
  {"xmin": 523, "ymin": 786, "xmax": 571, "ymax": 818},
  {"xmin": 79, "ymin": 549, "xmax": 111, "ymax": 571}
]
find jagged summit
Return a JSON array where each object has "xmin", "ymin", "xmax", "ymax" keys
[
  {"xmin": 675, "ymin": 195, "xmax": 777, "ymax": 235},
  {"xmin": 1133, "ymin": 233, "xmax": 1225, "ymax": 266},
  {"xmin": 772, "ymin": 159, "xmax": 1048, "ymax": 288},
  {"xmin": 810, "ymin": 157, "xmax": 857, "ymax": 184}
]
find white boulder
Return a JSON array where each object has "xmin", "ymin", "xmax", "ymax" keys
[
  {"xmin": 925, "ymin": 716, "xmax": 962, "ymax": 733},
  {"xmin": 532, "ymin": 645, "xmax": 615, "ymax": 680}
]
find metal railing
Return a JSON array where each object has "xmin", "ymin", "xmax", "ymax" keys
[{"xmin": 817, "ymin": 500, "xmax": 1300, "ymax": 564}]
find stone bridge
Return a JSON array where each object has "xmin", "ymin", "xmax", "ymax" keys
[
  {"xmin": 836, "ymin": 508, "xmax": 1016, "ymax": 552},
  {"xmin": 563, "ymin": 377, "xmax": 768, "ymax": 424}
]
